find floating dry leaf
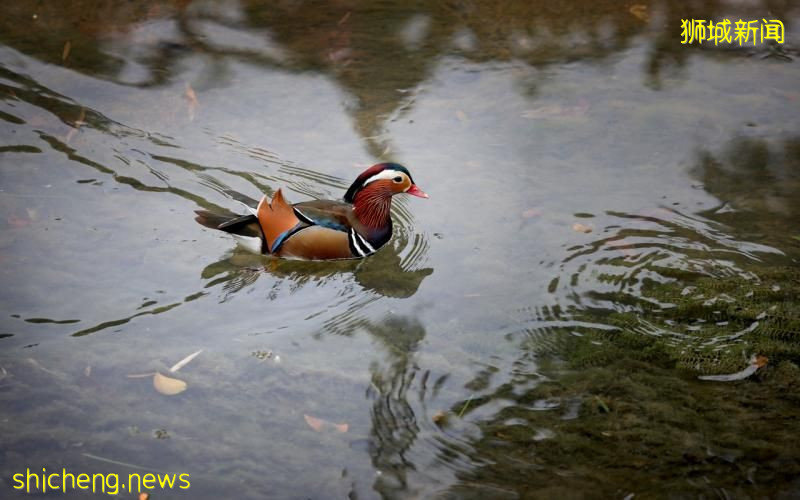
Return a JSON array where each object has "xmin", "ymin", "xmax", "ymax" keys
[
  {"xmin": 698, "ymin": 355, "xmax": 767, "ymax": 382},
  {"xmin": 139, "ymin": 493, "xmax": 150, "ymax": 500},
  {"xmin": 153, "ymin": 371, "xmax": 187, "ymax": 395},
  {"xmin": 572, "ymin": 222, "xmax": 592, "ymax": 233},
  {"xmin": 65, "ymin": 107, "xmax": 86, "ymax": 144},
  {"xmin": 521, "ymin": 101, "xmax": 589, "ymax": 119},
  {"xmin": 184, "ymin": 83, "xmax": 198, "ymax": 121},
  {"xmin": 7, "ymin": 214, "xmax": 30, "ymax": 228},
  {"xmin": 522, "ymin": 208, "xmax": 542, "ymax": 219},
  {"xmin": 606, "ymin": 239, "xmax": 636, "ymax": 257},
  {"xmin": 629, "ymin": 4, "xmax": 649, "ymax": 22},
  {"xmin": 456, "ymin": 110, "xmax": 468, "ymax": 123},
  {"xmin": 304, "ymin": 414, "xmax": 348, "ymax": 433},
  {"xmin": 169, "ymin": 349, "xmax": 202, "ymax": 372},
  {"xmin": 432, "ymin": 410, "xmax": 448, "ymax": 425},
  {"xmin": 62, "ymin": 40, "xmax": 72, "ymax": 61}
]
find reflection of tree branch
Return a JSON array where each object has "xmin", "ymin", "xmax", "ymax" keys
[
  {"xmin": 72, "ymin": 292, "xmax": 205, "ymax": 336},
  {"xmin": 693, "ymin": 135, "xmax": 800, "ymax": 252},
  {"xmin": 6, "ymin": 0, "xmax": 796, "ymax": 154},
  {"xmin": 359, "ymin": 315, "xmax": 427, "ymax": 495}
]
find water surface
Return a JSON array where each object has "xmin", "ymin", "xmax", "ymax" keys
[{"xmin": 2, "ymin": 0, "xmax": 800, "ymax": 498}]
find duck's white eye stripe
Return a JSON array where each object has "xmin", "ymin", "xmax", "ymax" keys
[{"xmin": 363, "ymin": 170, "xmax": 404, "ymax": 186}]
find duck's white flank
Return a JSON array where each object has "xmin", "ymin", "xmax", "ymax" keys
[{"xmin": 231, "ymin": 234, "xmax": 262, "ymax": 254}]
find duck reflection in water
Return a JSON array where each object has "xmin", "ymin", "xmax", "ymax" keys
[{"xmin": 200, "ymin": 238, "xmax": 433, "ymax": 300}]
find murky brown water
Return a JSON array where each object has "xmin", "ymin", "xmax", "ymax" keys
[{"xmin": 1, "ymin": 0, "xmax": 799, "ymax": 498}]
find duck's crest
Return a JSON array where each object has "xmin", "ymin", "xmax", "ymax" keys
[{"xmin": 344, "ymin": 163, "xmax": 411, "ymax": 203}]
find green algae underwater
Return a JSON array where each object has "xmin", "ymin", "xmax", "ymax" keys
[{"xmin": 431, "ymin": 257, "xmax": 800, "ymax": 498}]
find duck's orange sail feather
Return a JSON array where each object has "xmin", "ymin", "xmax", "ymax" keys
[{"xmin": 256, "ymin": 189, "xmax": 302, "ymax": 253}]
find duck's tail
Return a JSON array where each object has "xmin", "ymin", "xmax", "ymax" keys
[
  {"xmin": 194, "ymin": 210, "xmax": 234, "ymax": 230},
  {"xmin": 194, "ymin": 210, "xmax": 263, "ymax": 238}
]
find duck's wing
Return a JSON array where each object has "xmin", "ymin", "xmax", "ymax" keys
[
  {"xmin": 276, "ymin": 200, "xmax": 374, "ymax": 259},
  {"xmin": 291, "ymin": 200, "xmax": 354, "ymax": 232}
]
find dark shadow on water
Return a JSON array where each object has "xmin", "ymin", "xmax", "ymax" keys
[
  {"xmin": 71, "ymin": 242, "xmax": 432, "ymax": 336},
  {"xmin": 363, "ymin": 315, "xmax": 428, "ymax": 495},
  {"xmin": 691, "ymin": 135, "xmax": 800, "ymax": 256},
  {"xmin": 201, "ymin": 245, "xmax": 433, "ymax": 301},
  {"xmin": 345, "ymin": 314, "xmax": 477, "ymax": 497}
]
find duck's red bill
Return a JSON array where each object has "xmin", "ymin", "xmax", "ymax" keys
[{"xmin": 406, "ymin": 184, "xmax": 429, "ymax": 198}]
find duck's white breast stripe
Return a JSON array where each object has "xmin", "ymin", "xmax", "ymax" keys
[
  {"xmin": 354, "ymin": 232, "xmax": 375, "ymax": 253},
  {"xmin": 349, "ymin": 229, "xmax": 367, "ymax": 257},
  {"xmin": 349, "ymin": 229, "xmax": 379, "ymax": 257}
]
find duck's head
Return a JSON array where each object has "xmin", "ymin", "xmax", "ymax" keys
[{"xmin": 344, "ymin": 163, "xmax": 428, "ymax": 204}]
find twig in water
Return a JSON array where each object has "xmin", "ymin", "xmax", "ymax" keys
[{"xmin": 458, "ymin": 394, "xmax": 474, "ymax": 418}]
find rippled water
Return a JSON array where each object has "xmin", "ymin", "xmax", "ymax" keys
[{"xmin": 2, "ymin": 0, "xmax": 800, "ymax": 498}]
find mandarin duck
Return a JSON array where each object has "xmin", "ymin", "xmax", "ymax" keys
[{"xmin": 195, "ymin": 163, "xmax": 428, "ymax": 260}]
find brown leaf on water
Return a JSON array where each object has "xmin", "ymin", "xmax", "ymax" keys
[
  {"xmin": 521, "ymin": 101, "xmax": 589, "ymax": 120},
  {"xmin": 153, "ymin": 372, "xmax": 187, "ymax": 395},
  {"xmin": 65, "ymin": 107, "xmax": 86, "ymax": 144},
  {"xmin": 62, "ymin": 40, "xmax": 72, "ymax": 61},
  {"xmin": 304, "ymin": 414, "xmax": 348, "ymax": 433},
  {"xmin": 572, "ymin": 223, "xmax": 592, "ymax": 233},
  {"xmin": 139, "ymin": 493, "xmax": 150, "ymax": 500},
  {"xmin": 432, "ymin": 410, "xmax": 448, "ymax": 426},
  {"xmin": 304, "ymin": 414, "xmax": 325, "ymax": 432},
  {"xmin": 184, "ymin": 83, "xmax": 198, "ymax": 121},
  {"xmin": 303, "ymin": 414, "xmax": 325, "ymax": 432},
  {"xmin": 629, "ymin": 4, "xmax": 649, "ymax": 23},
  {"xmin": 754, "ymin": 355, "xmax": 768, "ymax": 368},
  {"xmin": 7, "ymin": 214, "xmax": 31, "ymax": 228},
  {"xmin": 606, "ymin": 239, "xmax": 636, "ymax": 257},
  {"xmin": 522, "ymin": 208, "xmax": 542, "ymax": 219}
]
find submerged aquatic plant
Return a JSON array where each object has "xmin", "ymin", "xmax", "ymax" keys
[{"xmin": 567, "ymin": 266, "xmax": 800, "ymax": 375}]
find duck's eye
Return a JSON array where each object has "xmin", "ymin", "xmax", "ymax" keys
[{"xmin": 393, "ymin": 176, "xmax": 403, "ymax": 183}]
